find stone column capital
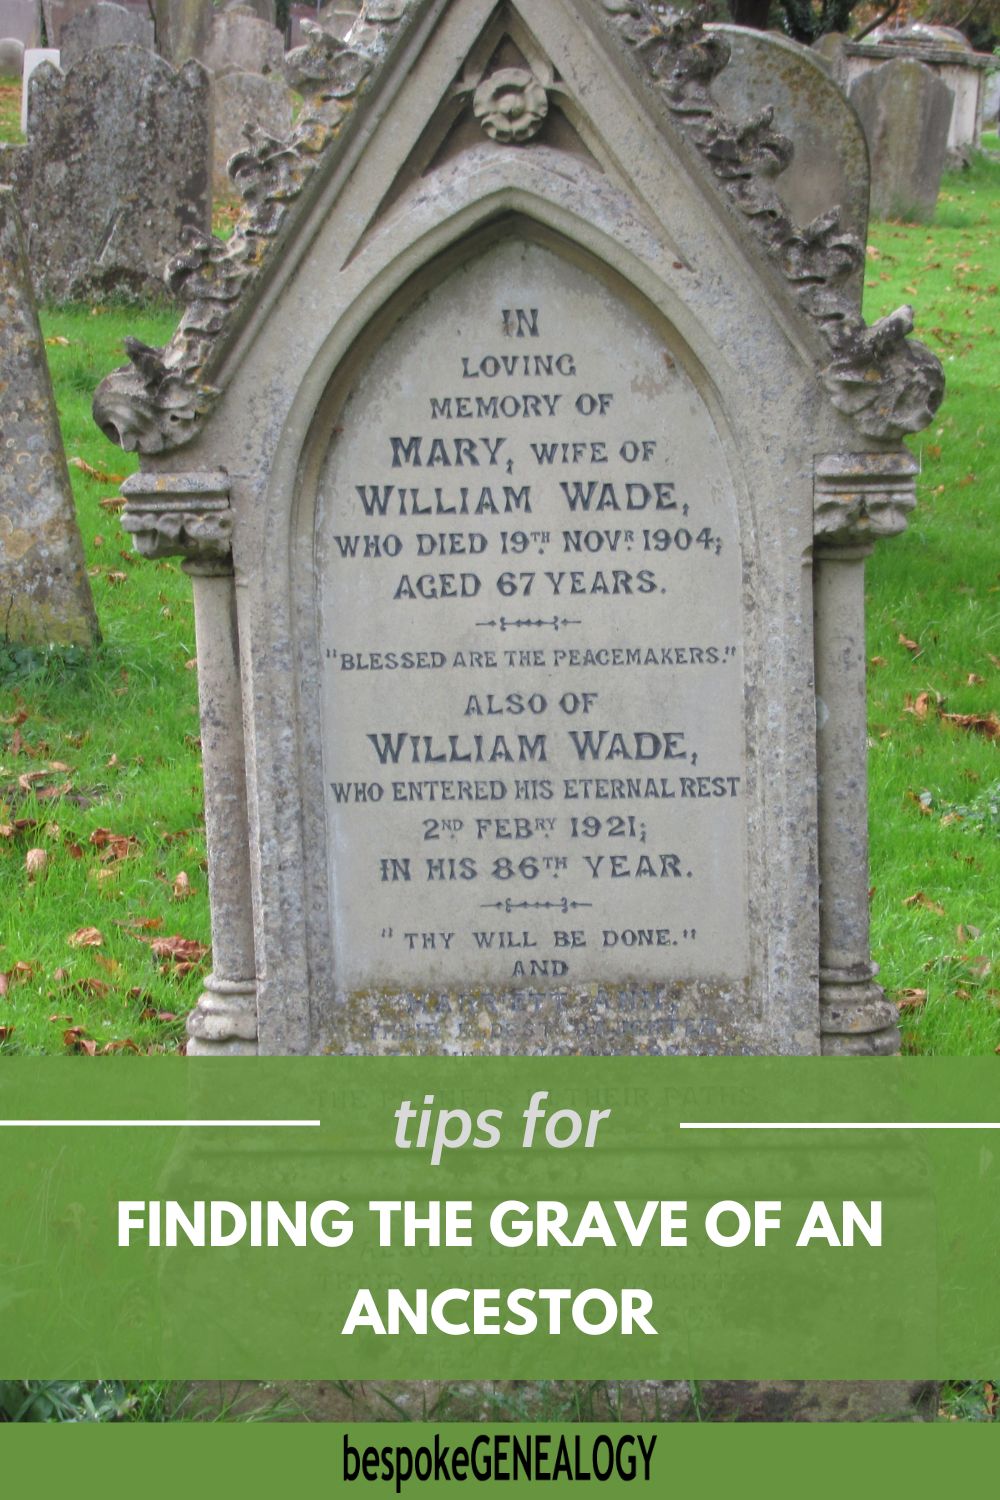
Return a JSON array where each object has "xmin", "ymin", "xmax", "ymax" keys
[
  {"xmin": 814, "ymin": 451, "xmax": 918, "ymax": 549},
  {"xmin": 120, "ymin": 470, "xmax": 233, "ymax": 575}
]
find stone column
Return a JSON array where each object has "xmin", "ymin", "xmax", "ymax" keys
[
  {"xmin": 813, "ymin": 452, "xmax": 918, "ymax": 1055},
  {"xmin": 121, "ymin": 471, "xmax": 258, "ymax": 1055}
]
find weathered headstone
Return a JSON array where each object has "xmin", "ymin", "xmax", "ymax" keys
[
  {"xmin": 152, "ymin": 0, "xmax": 213, "ymax": 67},
  {"xmin": 23, "ymin": 45, "xmax": 210, "ymax": 300},
  {"xmin": 0, "ymin": 0, "xmax": 40, "ymax": 49},
  {"xmin": 41, "ymin": 0, "xmax": 94, "ymax": 45},
  {"xmin": 708, "ymin": 25, "xmax": 869, "ymax": 299},
  {"xmin": 96, "ymin": 3, "xmax": 943, "ymax": 1068},
  {"xmin": 812, "ymin": 31, "xmax": 849, "ymax": 87},
  {"xmin": 850, "ymin": 58, "xmax": 954, "ymax": 222},
  {"xmin": 227, "ymin": 0, "xmax": 276, "ymax": 23},
  {"xmin": 19, "ymin": 44, "xmax": 57, "ymax": 131},
  {"xmin": 0, "ymin": 186, "xmax": 98, "ymax": 648},
  {"xmin": 0, "ymin": 34, "xmax": 25, "ymax": 74},
  {"xmin": 60, "ymin": 2, "xmax": 154, "ymax": 69},
  {"xmin": 212, "ymin": 70, "xmax": 294, "ymax": 196},
  {"xmin": 202, "ymin": 6, "xmax": 284, "ymax": 77},
  {"xmin": 841, "ymin": 27, "xmax": 992, "ymax": 154}
]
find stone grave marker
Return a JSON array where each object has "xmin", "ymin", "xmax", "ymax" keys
[
  {"xmin": 707, "ymin": 24, "xmax": 869, "ymax": 301},
  {"xmin": 152, "ymin": 0, "xmax": 213, "ymax": 67},
  {"xmin": 227, "ymin": 0, "xmax": 276, "ymax": 23},
  {"xmin": 41, "ymin": 0, "xmax": 94, "ymax": 45},
  {"xmin": 19, "ymin": 44, "xmax": 56, "ymax": 131},
  {"xmin": 0, "ymin": 0, "xmax": 40, "ymax": 49},
  {"xmin": 0, "ymin": 35, "xmax": 24, "ymax": 73},
  {"xmin": 21, "ymin": 44, "xmax": 210, "ymax": 301},
  {"xmin": 850, "ymin": 58, "xmax": 954, "ymax": 222},
  {"xmin": 212, "ymin": 70, "xmax": 294, "ymax": 196},
  {"xmin": 95, "ymin": 0, "xmax": 942, "ymax": 1065},
  {"xmin": 0, "ymin": 186, "xmax": 99, "ymax": 648},
  {"xmin": 60, "ymin": 2, "xmax": 154, "ymax": 69},
  {"xmin": 202, "ymin": 5, "xmax": 284, "ymax": 77}
]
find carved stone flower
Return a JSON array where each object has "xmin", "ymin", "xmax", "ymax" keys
[{"xmin": 473, "ymin": 68, "xmax": 549, "ymax": 144}]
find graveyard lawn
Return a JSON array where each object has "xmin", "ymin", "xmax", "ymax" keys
[{"xmin": 0, "ymin": 157, "xmax": 998, "ymax": 1060}]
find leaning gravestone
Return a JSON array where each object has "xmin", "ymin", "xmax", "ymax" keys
[
  {"xmin": 212, "ymin": 70, "xmax": 294, "ymax": 196},
  {"xmin": 95, "ymin": 1, "xmax": 943, "ymax": 1066},
  {"xmin": 60, "ymin": 2, "xmax": 154, "ymax": 69},
  {"xmin": 0, "ymin": 187, "xmax": 98, "ymax": 648},
  {"xmin": 202, "ymin": 5, "xmax": 284, "ymax": 77},
  {"xmin": 850, "ymin": 58, "xmax": 954, "ymax": 222},
  {"xmin": 23, "ymin": 45, "xmax": 210, "ymax": 301},
  {"xmin": 0, "ymin": 0, "xmax": 40, "ymax": 48}
]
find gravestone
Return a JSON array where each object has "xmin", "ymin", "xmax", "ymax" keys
[
  {"xmin": 212, "ymin": 70, "xmax": 294, "ymax": 196},
  {"xmin": 202, "ymin": 5, "xmax": 284, "ymax": 77},
  {"xmin": 60, "ymin": 2, "xmax": 154, "ymax": 69},
  {"xmin": 812, "ymin": 31, "xmax": 849, "ymax": 86},
  {"xmin": 841, "ymin": 28, "xmax": 992, "ymax": 154},
  {"xmin": 707, "ymin": 24, "xmax": 869, "ymax": 299},
  {"xmin": 0, "ymin": 35, "xmax": 24, "ymax": 73},
  {"xmin": 23, "ymin": 45, "xmax": 210, "ymax": 300},
  {"xmin": 0, "ymin": 0, "xmax": 40, "ymax": 48},
  {"xmin": 0, "ymin": 187, "xmax": 98, "ymax": 647},
  {"xmin": 152, "ymin": 0, "xmax": 213, "ymax": 67},
  {"xmin": 41, "ymin": 0, "xmax": 95, "ymax": 44},
  {"xmin": 19, "ymin": 45, "xmax": 56, "ymax": 131},
  {"xmin": 227, "ymin": 0, "xmax": 276, "ymax": 23},
  {"xmin": 850, "ymin": 58, "xmax": 953, "ymax": 222},
  {"xmin": 95, "ymin": 1, "xmax": 943, "ymax": 1066}
]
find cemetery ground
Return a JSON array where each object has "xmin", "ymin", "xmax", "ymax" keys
[{"xmin": 0, "ymin": 152, "xmax": 997, "ymax": 1423}]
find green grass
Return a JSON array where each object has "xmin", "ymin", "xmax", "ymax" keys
[
  {"xmin": 1, "ymin": 305, "xmax": 209, "ymax": 1057},
  {"xmin": 0, "ymin": 79, "xmax": 22, "ymax": 144},
  {"xmin": 2, "ymin": 160, "xmax": 998, "ymax": 1065},
  {"xmin": 862, "ymin": 150, "xmax": 1000, "ymax": 1057}
]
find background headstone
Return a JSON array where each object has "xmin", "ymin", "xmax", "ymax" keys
[
  {"xmin": 0, "ymin": 0, "xmax": 40, "ymax": 48},
  {"xmin": 0, "ymin": 35, "xmax": 25, "ymax": 74},
  {"xmin": 812, "ymin": 31, "xmax": 849, "ymax": 86},
  {"xmin": 709, "ymin": 25, "xmax": 869, "ymax": 299},
  {"xmin": 850, "ymin": 58, "xmax": 954, "ymax": 222},
  {"xmin": 227, "ymin": 0, "xmax": 276, "ymax": 22},
  {"xmin": 841, "ymin": 29, "xmax": 991, "ymax": 154},
  {"xmin": 41, "ymin": 0, "xmax": 92, "ymax": 45},
  {"xmin": 202, "ymin": 6, "xmax": 284, "ymax": 77},
  {"xmin": 60, "ymin": 2, "xmax": 154, "ymax": 70},
  {"xmin": 212, "ymin": 69, "xmax": 293, "ymax": 195},
  {"xmin": 0, "ymin": 186, "xmax": 99, "ymax": 648},
  {"xmin": 152, "ymin": 0, "xmax": 213, "ymax": 67},
  {"xmin": 19, "ymin": 44, "xmax": 57, "ymax": 132},
  {"xmin": 24, "ymin": 45, "xmax": 210, "ymax": 300}
]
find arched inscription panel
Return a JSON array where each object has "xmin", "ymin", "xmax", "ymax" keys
[{"xmin": 316, "ymin": 237, "xmax": 747, "ymax": 993}]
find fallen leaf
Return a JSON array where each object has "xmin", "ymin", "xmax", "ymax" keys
[
  {"xmin": 25, "ymin": 847, "xmax": 48, "ymax": 881},
  {"xmin": 64, "ymin": 978, "xmax": 110, "ymax": 999},
  {"xmin": 106, "ymin": 571, "xmax": 128, "ymax": 586},
  {"xmin": 184, "ymin": 658, "xmax": 198, "ymax": 671},
  {"xmin": 89, "ymin": 828, "xmax": 138, "ymax": 862},
  {"xmin": 966, "ymin": 956, "xmax": 993, "ymax": 980},
  {"xmin": 0, "ymin": 1026, "xmax": 15, "ymax": 1042},
  {"xmin": 52, "ymin": 967, "xmax": 69, "ymax": 982},
  {"xmin": 903, "ymin": 891, "xmax": 946, "ymax": 916},
  {"xmin": 966, "ymin": 673, "xmax": 985, "ymax": 686},
  {"xmin": 172, "ymin": 871, "xmax": 191, "ymax": 900},
  {"xmin": 149, "ymin": 935, "xmax": 209, "ymax": 965},
  {"xmin": 140, "ymin": 1009, "xmax": 178, "ymax": 1023},
  {"xmin": 904, "ymin": 691, "xmax": 933, "ymax": 719},
  {"xmin": 898, "ymin": 633, "xmax": 922, "ymax": 656},
  {"xmin": 954, "ymin": 989, "xmax": 972, "ymax": 1002},
  {"xmin": 67, "ymin": 926, "xmax": 103, "ymax": 948},
  {"xmin": 93, "ymin": 954, "xmax": 121, "ymax": 975},
  {"xmin": 45, "ymin": 335, "xmax": 70, "ymax": 347},
  {"xmin": 64, "ymin": 1029, "xmax": 98, "ymax": 1056},
  {"xmin": 869, "ymin": 656, "xmax": 887, "ymax": 668},
  {"xmin": 905, "ymin": 789, "xmax": 934, "ymax": 816},
  {"xmin": 897, "ymin": 989, "xmax": 927, "ymax": 1011},
  {"xmin": 101, "ymin": 1039, "xmax": 141, "ymax": 1055},
  {"xmin": 940, "ymin": 710, "xmax": 999, "ymax": 740},
  {"xmin": 99, "ymin": 495, "xmax": 126, "ymax": 512},
  {"xmin": 66, "ymin": 842, "xmax": 84, "ymax": 859},
  {"xmin": 123, "ymin": 917, "xmax": 163, "ymax": 933},
  {"xmin": 68, "ymin": 457, "xmax": 125, "ymax": 485},
  {"xmin": 956, "ymin": 925, "xmax": 983, "ymax": 943},
  {"xmin": 48, "ymin": 1014, "xmax": 74, "ymax": 1024}
]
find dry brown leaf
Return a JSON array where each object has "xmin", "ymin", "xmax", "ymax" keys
[
  {"xmin": 99, "ymin": 495, "xmax": 126, "ymax": 512},
  {"xmin": 184, "ymin": 658, "xmax": 198, "ymax": 671},
  {"xmin": 25, "ymin": 847, "xmax": 48, "ymax": 881},
  {"xmin": 101, "ymin": 1039, "xmax": 141, "ymax": 1055},
  {"xmin": 967, "ymin": 956, "xmax": 993, "ymax": 979},
  {"xmin": 0, "ymin": 1026, "xmax": 15, "ymax": 1042},
  {"xmin": 149, "ymin": 935, "xmax": 209, "ymax": 964},
  {"xmin": 140, "ymin": 1009, "xmax": 178, "ymax": 1023},
  {"xmin": 67, "ymin": 926, "xmax": 103, "ymax": 948},
  {"xmin": 67, "ymin": 842, "xmax": 84, "ymax": 859},
  {"xmin": 68, "ymin": 456, "xmax": 125, "ymax": 484},
  {"xmin": 89, "ymin": 827, "xmax": 138, "ymax": 862},
  {"xmin": 940, "ymin": 710, "xmax": 1000, "ymax": 740},
  {"xmin": 903, "ymin": 891, "xmax": 946, "ymax": 916},
  {"xmin": 897, "ymin": 989, "xmax": 927, "ymax": 1011},
  {"xmin": 93, "ymin": 954, "xmax": 121, "ymax": 975},
  {"xmin": 45, "ymin": 335, "xmax": 70, "ymax": 347},
  {"xmin": 48, "ymin": 1014, "xmax": 74, "ymax": 1024},
  {"xmin": 172, "ymin": 871, "xmax": 191, "ymax": 900},
  {"xmin": 870, "ymin": 656, "xmax": 887, "ymax": 668},
  {"xmin": 905, "ymin": 691, "xmax": 933, "ymax": 719},
  {"xmin": 966, "ymin": 673, "xmax": 985, "ymax": 686},
  {"xmin": 63, "ymin": 1027, "xmax": 97, "ymax": 1056},
  {"xmin": 898, "ymin": 633, "xmax": 922, "ymax": 655},
  {"xmin": 65, "ymin": 977, "xmax": 110, "ymax": 999},
  {"xmin": 123, "ymin": 917, "xmax": 163, "ymax": 933}
]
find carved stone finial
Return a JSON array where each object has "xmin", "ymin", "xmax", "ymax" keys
[{"xmin": 473, "ymin": 68, "xmax": 549, "ymax": 144}]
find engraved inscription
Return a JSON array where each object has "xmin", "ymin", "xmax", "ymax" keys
[{"xmin": 317, "ymin": 241, "xmax": 747, "ymax": 990}]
